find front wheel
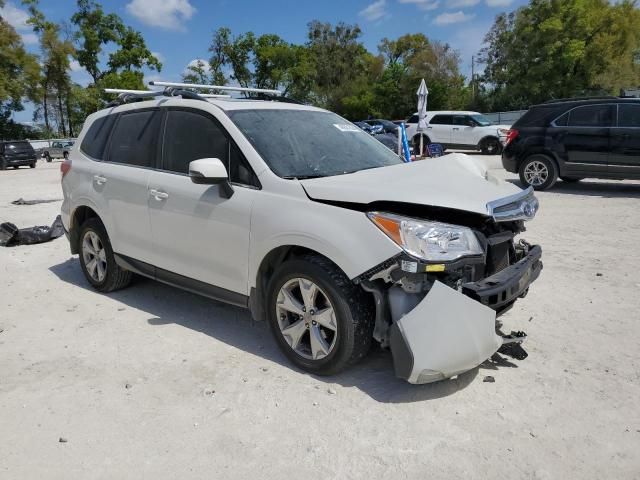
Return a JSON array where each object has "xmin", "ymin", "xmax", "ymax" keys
[
  {"xmin": 519, "ymin": 154, "xmax": 558, "ymax": 191},
  {"xmin": 78, "ymin": 218, "xmax": 133, "ymax": 292},
  {"xmin": 266, "ymin": 255, "xmax": 374, "ymax": 376}
]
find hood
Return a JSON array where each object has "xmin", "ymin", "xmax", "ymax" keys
[{"xmin": 300, "ymin": 153, "xmax": 522, "ymax": 216}]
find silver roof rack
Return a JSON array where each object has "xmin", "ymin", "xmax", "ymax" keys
[
  {"xmin": 104, "ymin": 88, "xmax": 230, "ymax": 99},
  {"xmin": 149, "ymin": 81, "xmax": 282, "ymax": 96}
]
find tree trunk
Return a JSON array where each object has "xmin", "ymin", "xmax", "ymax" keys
[
  {"xmin": 66, "ymin": 92, "xmax": 73, "ymax": 137},
  {"xmin": 43, "ymin": 79, "xmax": 50, "ymax": 133},
  {"xmin": 58, "ymin": 91, "xmax": 67, "ymax": 137}
]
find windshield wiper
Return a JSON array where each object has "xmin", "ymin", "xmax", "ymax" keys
[{"xmin": 282, "ymin": 174, "xmax": 326, "ymax": 180}]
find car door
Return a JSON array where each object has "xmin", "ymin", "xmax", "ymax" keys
[
  {"xmin": 549, "ymin": 104, "xmax": 613, "ymax": 176},
  {"xmin": 95, "ymin": 109, "xmax": 161, "ymax": 263},
  {"xmin": 426, "ymin": 114, "xmax": 453, "ymax": 145},
  {"xmin": 451, "ymin": 115, "xmax": 476, "ymax": 147},
  {"xmin": 610, "ymin": 103, "xmax": 640, "ymax": 177},
  {"xmin": 146, "ymin": 108, "xmax": 258, "ymax": 297}
]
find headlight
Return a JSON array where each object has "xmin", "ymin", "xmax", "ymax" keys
[{"xmin": 367, "ymin": 212, "xmax": 484, "ymax": 262}]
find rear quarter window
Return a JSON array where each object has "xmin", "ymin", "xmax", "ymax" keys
[
  {"xmin": 81, "ymin": 114, "xmax": 117, "ymax": 160},
  {"xmin": 514, "ymin": 106, "xmax": 564, "ymax": 128}
]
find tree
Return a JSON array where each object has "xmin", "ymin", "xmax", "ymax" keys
[
  {"xmin": 71, "ymin": 0, "xmax": 161, "ymax": 83},
  {"xmin": 479, "ymin": 0, "xmax": 640, "ymax": 110},
  {"xmin": 0, "ymin": 13, "xmax": 40, "ymax": 138}
]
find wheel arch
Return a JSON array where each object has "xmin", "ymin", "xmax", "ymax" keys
[
  {"xmin": 249, "ymin": 245, "xmax": 348, "ymax": 322},
  {"xmin": 69, "ymin": 205, "xmax": 102, "ymax": 254}
]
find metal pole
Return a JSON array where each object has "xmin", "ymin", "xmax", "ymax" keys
[
  {"xmin": 398, "ymin": 125, "xmax": 402, "ymax": 157},
  {"xmin": 420, "ymin": 135, "xmax": 424, "ymax": 158}
]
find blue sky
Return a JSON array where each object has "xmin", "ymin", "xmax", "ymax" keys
[{"xmin": 3, "ymin": 0, "xmax": 528, "ymax": 123}]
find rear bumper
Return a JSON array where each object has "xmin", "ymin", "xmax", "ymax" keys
[
  {"xmin": 390, "ymin": 246, "xmax": 542, "ymax": 384},
  {"xmin": 4, "ymin": 156, "xmax": 37, "ymax": 166},
  {"xmin": 501, "ymin": 150, "xmax": 519, "ymax": 173}
]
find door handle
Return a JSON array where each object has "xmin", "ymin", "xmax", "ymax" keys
[
  {"xmin": 149, "ymin": 189, "xmax": 169, "ymax": 200},
  {"xmin": 93, "ymin": 175, "xmax": 107, "ymax": 185}
]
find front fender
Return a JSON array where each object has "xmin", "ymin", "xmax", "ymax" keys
[{"xmin": 248, "ymin": 191, "xmax": 400, "ymax": 288}]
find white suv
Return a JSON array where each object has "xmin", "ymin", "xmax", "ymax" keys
[
  {"xmin": 61, "ymin": 88, "xmax": 542, "ymax": 384},
  {"xmin": 405, "ymin": 111, "xmax": 510, "ymax": 155}
]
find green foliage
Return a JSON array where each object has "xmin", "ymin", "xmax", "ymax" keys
[{"xmin": 479, "ymin": 0, "xmax": 640, "ymax": 110}]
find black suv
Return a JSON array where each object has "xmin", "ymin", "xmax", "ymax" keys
[
  {"xmin": 502, "ymin": 98, "xmax": 640, "ymax": 190},
  {"xmin": 0, "ymin": 140, "xmax": 38, "ymax": 170}
]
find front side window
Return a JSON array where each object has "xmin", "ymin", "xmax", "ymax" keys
[
  {"xmin": 107, "ymin": 110, "xmax": 161, "ymax": 167},
  {"xmin": 163, "ymin": 110, "xmax": 228, "ymax": 174},
  {"xmin": 229, "ymin": 109, "xmax": 402, "ymax": 179},
  {"xmin": 568, "ymin": 105, "xmax": 613, "ymax": 127},
  {"xmin": 470, "ymin": 114, "xmax": 493, "ymax": 126},
  {"xmin": 618, "ymin": 104, "xmax": 640, "ymax": 127}
]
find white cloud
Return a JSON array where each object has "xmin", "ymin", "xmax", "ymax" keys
[
  {"xmin": 434, "ymin": 10, "xmax": 475, "ymax": 24},
  {"xmin": 359, "ymin": 0, "xmax": 388, "ymax": 21},
  {"xmin": 151, "ymin": 51, "xmax": 165, "ymax": 63},
  {"xmin": 21, "ymin": 32, "xmax": 38, "ymax": 45},
  {"xmin": 125, "ymin": 0, "xmax": 195, "ymax": 31},
  {"xmin": 485, "ymin": 0, "xmax": 513, "ymax": 6},
  {"xmin": 0, "ymin": 2, "xmax": 38, "ymax": 44},
  {"xmin": 447, "ymin": 0, "xmax": 480, "ymax": 6},
  {"xmin": 183, "ymin": 58, "xmax": 210, "ymax": 76},
  {"xmin": 0, "ymin": 2, "xmax": 29, "ymax": 30},
  {"xmin": 398, "ymin": 0, "xmax": 439, "ymax": 10}
]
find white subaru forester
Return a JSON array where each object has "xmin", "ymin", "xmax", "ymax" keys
[{"xmin": 61, "ymin": 85, "xmax": 542, "ymax": 384}]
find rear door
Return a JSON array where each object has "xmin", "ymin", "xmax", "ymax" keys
[
  {"xmin": 426, "ymin": 114, "xmax": 453, "ymax": 144},
  {"xmin": 550, "ymin": 104, "xmax": 613, "ymax": 176},
  {"xmin": 96, "ymin": 109, "xmax": 161, "ymax": 263},
  {"xmin": 610, "ymin": 103, "xmax": 640, "ymax": 177},
  {"xmin": 146, "ymin": 108, "xmax": 258, "ymax": 296}
]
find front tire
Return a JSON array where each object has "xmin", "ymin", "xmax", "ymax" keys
[
  {"xmin": 519, "ymin": 154, "xmax": 558, "ymax": 191},
  {"xmin": 266, "ymin": 254, "xmax": 374, "ymax": 376},
  {"xmin": 78, "ymin": 218, "xmax": 132, "ymax": 292}
]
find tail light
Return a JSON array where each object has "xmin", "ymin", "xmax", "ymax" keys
[
  {"xmin": 60, "ymin": 158, "xmax": 72, "ymax": 179},
  {"xmin": 505, "ymin": 129, "xmax": 519, "ymax": 146}
]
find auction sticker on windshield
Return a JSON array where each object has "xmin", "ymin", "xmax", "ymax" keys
[{"xmin": 333, "ymin": 124, "xmax": 361, "ymax": 132}]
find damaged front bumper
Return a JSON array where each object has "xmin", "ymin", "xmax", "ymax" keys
[{"xmin": 389, "ymin": 245, "xmax": 542, "ymax": 384}]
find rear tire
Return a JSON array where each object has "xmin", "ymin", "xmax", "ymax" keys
[
  {"xmin": 78, "ymin": 218, "xmax": 133, "ymax": 292},
  {"xmin": 266, "ymin": 254, "xmax": 374, "ymax": 376},
  {"xmin": 45, "ymin": 153, "xmax": 51, "ymax": 162},
  {"xmin": 481, "ymin": 137, "xmax": 502, "ymax": 155},
  {"xmin": 0, "ymin": 159, "xmax": 6, "ymax": 170},
  {"xmin": 29, "ymin": 163, "xmax": 36, "ymax": 169},
  {"xmin": 63, "ymin": 152, "xmax": 69, "ymax": 160},
  {"xmin": 519, "ymin": 154, "xmax": 558, "ymax": 191}
]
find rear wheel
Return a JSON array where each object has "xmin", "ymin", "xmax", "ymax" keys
[
  {"xmin": 45, "ymin": 153, "xmax": 51, "ymax": 162},
  {"xmin": 561, "ymin": 176, "xmax": 583, "ymax": 183},
  {"xmin": 78, "ymin": 218, "xmax": 133, "ymax": 292},
  {"xmin": 0, "ymin": 159, "xmax": 6, "ymax": 170},
  {"xmin": 481, "ymin": 137, "xmax": 502, "ymax": 155},
  {"xmin": 266, "ymin": 254, "xmax": 374, "ymax": 376},
  {"xmin": 29, "ymin": 163, "xmax": 36, "ymax": 168},
  {"xmin": 519, "ymin": 154, "xmax": 558, "ymax": 191}
]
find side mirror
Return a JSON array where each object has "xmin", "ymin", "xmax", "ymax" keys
[{"xmin": 188, "ymin": 158, "xmax": 234, "ymax": 198}]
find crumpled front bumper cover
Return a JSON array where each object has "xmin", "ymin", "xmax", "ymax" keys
[{"xmin": 390, "ymin": 246, "xmax": 542, "ymax": 384}]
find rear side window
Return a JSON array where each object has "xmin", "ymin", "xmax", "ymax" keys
[
  {"xmin": 81, "ymin": 115, "xmax": 116, "ymax": 160},
  {"xmin": 2, "ymin": 141, "xmax": 34, "ymax": 153},
  {"xmin": 162, "ymin": 110, "xmax": 228, "ymax": 174},
  {"xmin": 407, "ymin": 115, "xmax": 418, "ymax": 123},
  {"xmin": 618, "ymin": 104, "xmax": 640, "ymax": 127},
  {"xmin": 568, "ymin": 105, "xmax": 612, "ymax": 127},
  {"xmin": 515, "ymin": 106, "xmax": 563, "ymax": 128},
  {"xmin": 107, "ymin": 110, "xmax": 161, "ymax": 167},
  {"xmin": 430, "ymin": 115, "xmax": 453, "ymax": 125}
]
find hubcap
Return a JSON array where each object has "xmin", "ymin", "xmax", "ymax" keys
[
  {"xmin": 524, "ymin": 160, "xmax": 549, "ymax": 186},
  {"xmin": 81, "ymin": 231, "xmax": 107, "ymax": 282},
  {"xmin": 275, "ymin": 278, "xmax": 337, "ymax": 360}
]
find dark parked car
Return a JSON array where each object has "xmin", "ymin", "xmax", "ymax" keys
[
  {"xmin": 362, "ymin": 118, "xmax": 399, "ymax": 134},
  {"xmin": 0, "ymin": 141, "xmax": 38, "ymax": 170},
  {"xmin": 354, "ymin": 121, "xmax": 398, "ymax": 152},
  {"xmin": 502, "ymin": 97, "xmax": 640, "ymax": 190}
]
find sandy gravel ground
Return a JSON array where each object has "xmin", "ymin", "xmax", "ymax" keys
[{"xmin": 1, "ymin": 158, "xmax": 639, "ymax": 480}]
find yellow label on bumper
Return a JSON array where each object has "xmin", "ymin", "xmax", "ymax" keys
[{"xmin": 425, "ymin": 264, "xmax": 446, "ymax": 272}]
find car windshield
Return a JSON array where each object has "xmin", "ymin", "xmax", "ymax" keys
[
  {"xmin": 229, "ymin": 109, "xmax": 403, "ymax": 178},
  {"xmin": 471, "ymin": 114, "xmax": 493, "ymax": 126}
]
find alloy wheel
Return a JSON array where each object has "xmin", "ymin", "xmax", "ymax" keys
[
  {"xmin": 275, "ymin": 277, "xmax": 337, "ymax": 360},
  {"xmin": 81, "ymin": 231, "xmax": 107, "ymax": 283},
  {"xmin": 523, "ymin": 160, "xmax": 549, "ymax": 186}
]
